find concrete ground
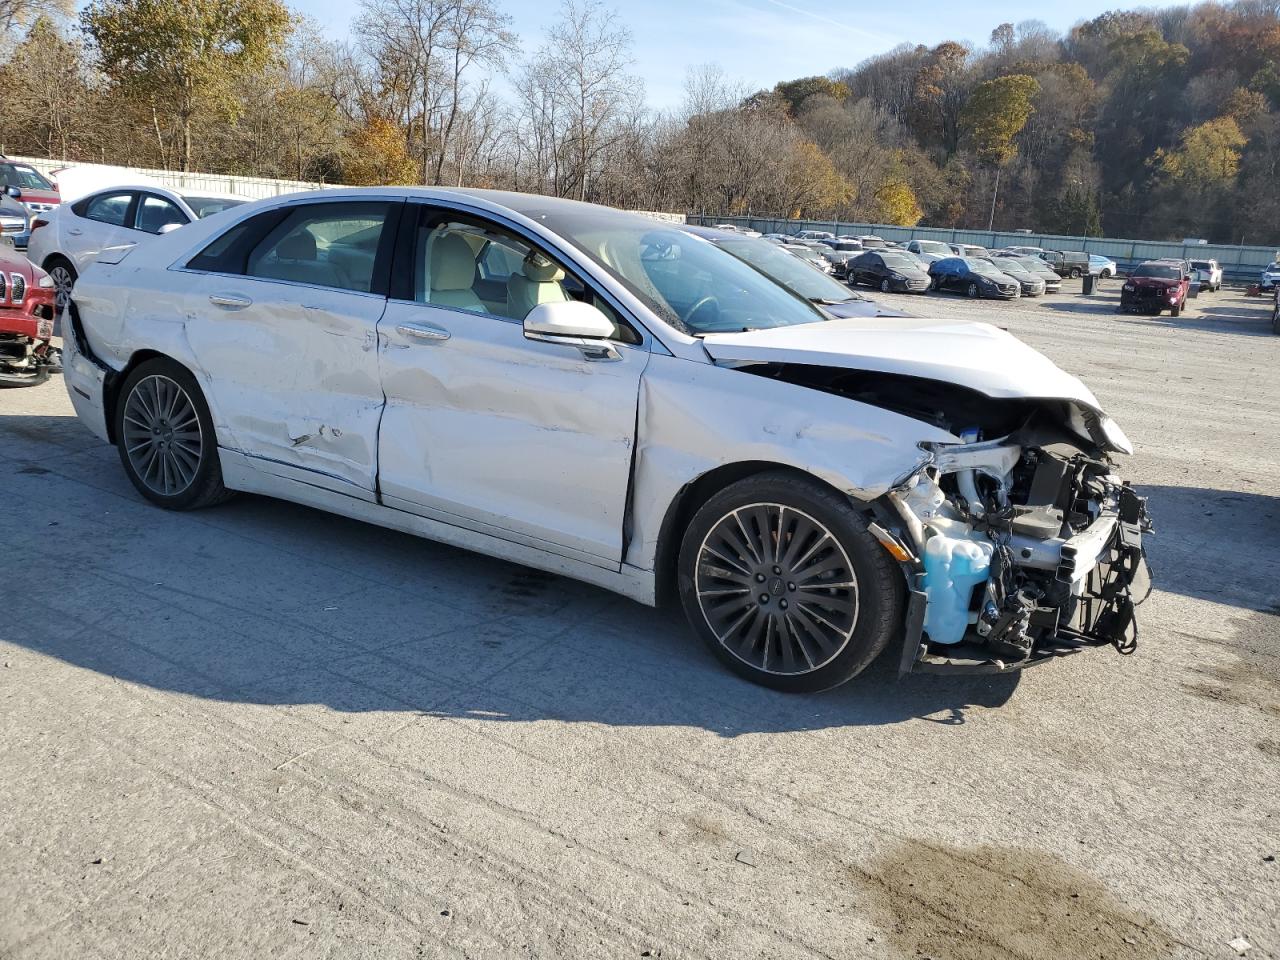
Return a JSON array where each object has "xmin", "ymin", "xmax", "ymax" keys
[{"xmin": 1, "ymin": 280, "xmax": 1277, "ymax": 960}]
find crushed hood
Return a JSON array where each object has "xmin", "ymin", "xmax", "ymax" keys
[{"xmin": 702, "ymin": 317, "xmax": 1105, "ymax": 413}]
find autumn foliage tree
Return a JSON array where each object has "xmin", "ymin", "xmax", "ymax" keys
[{"xmin": 83, "ymin": 0, "xmax": 291, "ymax": 171}]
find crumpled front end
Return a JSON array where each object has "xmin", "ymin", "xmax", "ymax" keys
[{"xmin": 884, "ymin": 422, "xmax": 1153, "ymax": 674}]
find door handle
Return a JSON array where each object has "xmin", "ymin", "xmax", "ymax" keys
[
  {"xmin": 396, "ymin": 322, "xmax": 450, "ymax": 343},
  {"xmin": 209, "ymin": 293, "xmax": 252, "ymax": 309},
  {"xmin": 67, "ymin": 228, "xmax": 82, "ymax": 236}
]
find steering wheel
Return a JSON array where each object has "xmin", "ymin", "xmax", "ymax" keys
[{"xmin": 682, "ymin": 295, "xmax": 720, "ymax": 327}]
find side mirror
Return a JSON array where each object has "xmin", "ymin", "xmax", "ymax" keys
[
  {"xmin": 3, "ymin": 185, "xmax": 20, "ymax": 199},
  {"xmin": 523, "ymin": 300, "xmax": 620, "ymax": 361},
  {"xmin": 158, "ymin": 222, "xmax": 184, "ymax": 235}
]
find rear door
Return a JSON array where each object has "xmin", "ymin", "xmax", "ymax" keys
[
  {"xmin": 66, "ymin": 190, "xmax": 137, "ymax": 272},
  {"xmin": 182, "ymin": 199, "xmax": 400, "ymax": 497}
]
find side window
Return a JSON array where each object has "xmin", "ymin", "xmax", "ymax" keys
[
  {"xmin": 83, "ymin": 192, "xmax": 134, "ymax": 227},
  {"xmin": 135, "ymin": 194, "xmax": 188, "ymax": 234},
  {"xmin": 246, "ymin": 202, "xmax": 390, "ymax": 293},
  {"xmin": 187, "ymin": 212, "xmax": 281, "ymax": 274},
  {"xmin": 409, "ymin": 209, "xmax": 639, "ymax": 343}
]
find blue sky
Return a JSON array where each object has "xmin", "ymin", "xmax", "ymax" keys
[{"xmin": 290, "ymin": 0, "xmax": 1181, "ymax": 108}]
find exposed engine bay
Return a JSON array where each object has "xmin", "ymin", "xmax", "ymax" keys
[{"xmin": 745, "ymin": 363, "xmax": 1154, "ymax": 673}]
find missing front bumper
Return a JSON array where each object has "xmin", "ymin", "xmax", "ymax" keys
[{"xmin": 896, "ymin": 486, "xmax": 1152, "ymax": 676}]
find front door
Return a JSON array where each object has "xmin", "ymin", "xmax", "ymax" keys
[
  {"xmin": 376, "ymin": 205, "xmax": 649, "ymax": 567},
  {"xmin": 184, "ymin": 199, "xmax": 399, "ymax": 497}
]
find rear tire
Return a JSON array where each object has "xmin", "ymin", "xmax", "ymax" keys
[
  {"xmin": 114, "ymin": 357, "xmax": 233, "ymax": 510},
  {"xmin": 677, "ymin": 471, "xmax": 904, "ymax": 693},
  {"xmin": 44, "ymin": 256, "xmax": 77, "ymax": 315},
  {"xmin": 1069, "ymin": 268, "xmax": 1082, "ymax": 279}
]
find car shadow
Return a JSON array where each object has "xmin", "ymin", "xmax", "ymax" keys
[
  {"xmin": 3, "ymin": 413, "xmax": 1021, "ymax": 734},
  {"xmin": 1136, "ymin": 484, "xmax": 1280, "ymax": 614}
]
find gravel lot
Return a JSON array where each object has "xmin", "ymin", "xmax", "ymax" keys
[{"xmin": 1, "ymin": 279, "xmax": 1277, "ymax": 959}]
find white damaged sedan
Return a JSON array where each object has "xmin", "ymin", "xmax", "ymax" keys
[{"xmin": 61, "ymin": 188, "xmax": 1151, "ymax": 691}]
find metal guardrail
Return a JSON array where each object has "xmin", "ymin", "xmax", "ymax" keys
[{"xmin": 690, "ymin": 214, "xmax": 1279, "ymax": 284}]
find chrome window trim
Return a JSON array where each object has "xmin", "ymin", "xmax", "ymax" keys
[
  {"xmin": 176, "ymin": 267, "xmax": 389, "ymax": 301},
  {"xmin": 165, "ymin": 190, "xmax": 684, "ymax": 355}
]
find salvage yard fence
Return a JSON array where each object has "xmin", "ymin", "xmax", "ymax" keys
[
  {"xmin": 6, "ymin": 156, "xmax": 688, "ymax": 225},
  {"xmin": 8, "ymin": 155, "xmax": 340, "ymax": 201},
  {"xmin": 688, "ymin": 214, "xmax": 1280, "ymax": 284}
]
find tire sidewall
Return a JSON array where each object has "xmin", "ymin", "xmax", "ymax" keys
[
  {"xmin": 677, "ymin": 473, "xmax": 903, "ymax": 693},
  {"xmin": 115, "ymin": 358, "xmax": 223, "ymax": 509}
]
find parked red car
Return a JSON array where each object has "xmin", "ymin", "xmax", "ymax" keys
[
  {"xmin": 1120, "ymin": 260, "xmax": 1192, "ymax": 317},
  {"xmin": 0, "ymin": 157, "xmax": 61, "ymax": 212},
  {"xmin": 0, "ymin": 239, "xmax": 57, "ymax": 386}
]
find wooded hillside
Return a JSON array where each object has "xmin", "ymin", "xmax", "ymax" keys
[{"xmin": 3, "ymin": 0, "xmax": 1279, "ymax": 243}]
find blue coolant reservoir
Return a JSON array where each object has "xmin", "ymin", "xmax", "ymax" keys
[{"xmin": 921, "ymin": 519, "xmax": 995, "ymax": 645}]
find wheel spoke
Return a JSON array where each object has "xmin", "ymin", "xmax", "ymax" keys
[
  {"xmin": 123, "ymin": 375, "xmax": 203, "ymax": 498},
  {"xmin": 694, "ymin": 501, "xmax": 860, "ymax": 678}
]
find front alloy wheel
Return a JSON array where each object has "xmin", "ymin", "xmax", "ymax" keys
[
  {"xmin": 967, "ymin": 282, "xmax": 980, "ymax": 298},
  {"xmin": 879, "ymin": 278, "xmax": 891, "ymax": 293},
  {"xmin": 678, "ymin": 472, "xmax": 902, "ymax": 692}
]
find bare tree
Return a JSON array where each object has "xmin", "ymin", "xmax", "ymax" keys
[{"xmin": 537, "ymin": 0, "xmax": 639, "ymax": 201}]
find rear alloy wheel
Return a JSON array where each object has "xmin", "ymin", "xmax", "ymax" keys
[
  {"xmin": 879, "ymin": 278, "xmax": 891, "ymax": 293},
  {"xmin": 46, "ymin": 259, "xmax": 77, "ymax": 313},
  {"xmin": 1070, "ymin": 268, "xmax": 1082, "ymax": 279},
  {"xmin": 115, "ymin": 358, "xmax": 232, "ymax": 510},
  {"xmin": 678, "ymin": 472, "xmax": 902, "ymax": 692},
  {"xmin": 967, "ymin": 282, "xmax": 980, "ymax": 299}
]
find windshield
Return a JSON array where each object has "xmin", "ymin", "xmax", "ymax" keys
[
  {"xmin": 182, "ymin": 195, "xmax": 246, "ymax": 218},
  {"xmin": 1268, "ymin": 262, "xmax": 1280, "ymax": 272},
  {"xmin": 915, "ymin": 240, "xmax": 950, "ymax": 255},
  {"xmin": 0, "ymin": 163, "xmax": 53, "ymax": 191},
  {"xmin": 1015, "ymin": 256, "xmax": 1048, "ymax": 271},
  {"xmin": 990, "ymin": 257, "xmax": 1027, "ymax": 273},
  {"xmin": 966, "ymin": 258, "xmax": 1003, "ymax": 277},
  {"xmin": 717, "ymin": 235, "xmax": 863, "ymax": 305},
  {"xmin": 531, "ymin": 208, "xmax": 827, "ymax": 333},
  {"xmin": 859, "ymin": 237, "xmax": 887, "ymax": 249},
  {"xmin": 1133, "ymin": 264, "xmax": 1180, "ymax": 279},
  {"xmin": 881, "ymin": 251, "xmax": 923, "ymax": 271},
  {"xmin": 1190, "ymin": 260, "xmax": 1210, "ymax": 269}
]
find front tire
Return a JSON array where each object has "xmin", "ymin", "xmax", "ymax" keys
[
  {"xmin": 114, "ymin": 357, "xmax": 232, "ymax": 510},
  {"xmin": 967, "ymin": 282, "xmax": 980, "ymax": 299},
  {"xmin": 879, "ymin": 278, "xmax": 891, "ymax": 293},
  {"xmin": 1170, "ymin": 303, "xmax": 1182, "ymax": 318},
  {"xmin": 677, "ymin": 472, "xmax": 903, "ymax": 692}
]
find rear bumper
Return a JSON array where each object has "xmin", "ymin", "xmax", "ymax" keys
[{"xmin": 61, "ymin": 301, "xmax": 112, "ymax": 443}]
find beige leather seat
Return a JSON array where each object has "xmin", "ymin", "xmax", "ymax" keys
[
  {"xmin": 255, "ymin": 230, "xmax": 353, "ymax": 290},
  {"xmin": 507, "ymin": 252, "xmax": 570, "ymax": 319},
  {"xmin": 429, "ymin": 233, "xmax": 484, "ymax": 312}
]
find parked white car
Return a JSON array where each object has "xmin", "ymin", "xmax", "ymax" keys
[
  {"xmin": 62, "ymin": 187, "xmax": 1150, "ymax": 690},
  {"xmin": 1188, "ymin": 258, "xmax": 1221, "ymax": 291},
  {"xmin": 27, "ymin": 183, "xmax": 245, "ymax": 310},
  {"xmin": 1089, "ymin": 254, "xmax": 1119, "ymax": 279}
]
